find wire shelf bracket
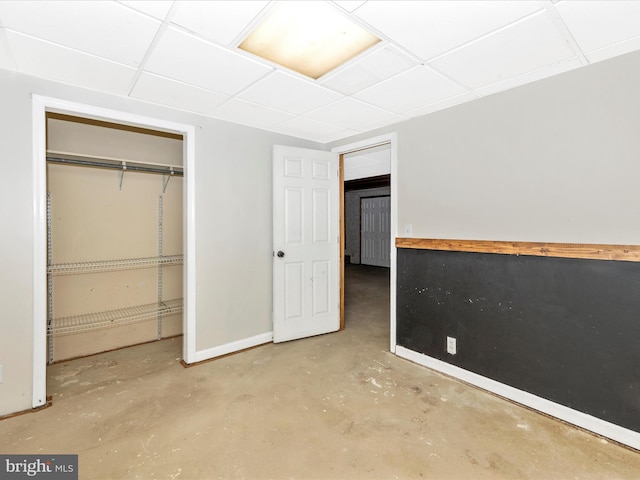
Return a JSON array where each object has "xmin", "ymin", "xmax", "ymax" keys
[
  {"xmin": 162, "ymin": 167, "xmax": 175, "ymax": 193},
  {"xmin": 119, "ymin": 161, "xmax": 126, "ymax": 190}
]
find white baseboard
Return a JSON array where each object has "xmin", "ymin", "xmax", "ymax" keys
[
  {"xmin": 192, "ymin": 332, "xmax": 273, "ymax": 364},
  {"xmin": 395, "ymin": 346, "xmax": 640, "ymax": 451}
]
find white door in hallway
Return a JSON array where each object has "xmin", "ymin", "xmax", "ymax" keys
[
  {"xmin": 272, "ymin": 145, "xmax": 340, "ymax": 342},
  {"xmin": 361, "ymin": 196, "xmax": 390, "ymax": 267}
]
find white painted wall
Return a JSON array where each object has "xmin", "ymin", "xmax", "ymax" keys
[
  {"xmin": 330, "ymin": 49, "xmax": 640, "ymax": 245},
  {"xmin": 0, "ymin": 69, "xmax": 319, "ymax": 417}
]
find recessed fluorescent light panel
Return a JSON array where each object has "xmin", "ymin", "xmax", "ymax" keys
[{"xmin": 239, "ymin": 1, "xmax": 381, "ymax": 79}]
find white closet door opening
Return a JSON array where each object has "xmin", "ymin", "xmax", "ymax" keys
[{"xmin": 46, "ymin": 115, "xmax": 184, "ymax": 362}]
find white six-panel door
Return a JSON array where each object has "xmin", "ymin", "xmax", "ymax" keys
[
  {"xmin": 273, "ymin": 145, "xmax": 339, "ymax": 343},
  {"xmin": 361, "ymin": 196, "xmax": 391, "ymax": 268}
]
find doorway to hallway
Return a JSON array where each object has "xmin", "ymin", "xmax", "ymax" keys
[
  {"xmin": 343, "ymin": 264, "xmax": 390, "ymax": 349},
  {"xmin": 340, "ymin": 140, "xmax": 392, "ymax": 349}
]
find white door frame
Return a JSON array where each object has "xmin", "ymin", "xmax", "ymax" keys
[
  {"xmin": 31, "ymin": 95, "xmax": 197, "ymax": 408},
  {"xmin": 332, "ymin": 133, "xmax": 397, "ymax": 353}
]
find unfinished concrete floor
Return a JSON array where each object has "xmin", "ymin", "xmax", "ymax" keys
[{"xmin": 2, "ymin": 264, "xmax": 640, "ymax": 479}]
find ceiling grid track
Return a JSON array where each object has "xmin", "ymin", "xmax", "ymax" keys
[
  {"xmin": 126, "ymin": 1, "xmax": 180, "ymax": 97},
  {"xmin": 543, "ymin": 2, "xmax": 589, "ymax": 66}
]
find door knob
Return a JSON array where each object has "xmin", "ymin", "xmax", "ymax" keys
[{"xmin": 277, "ymin": 251, "xmax": 285, "ymax": 258}]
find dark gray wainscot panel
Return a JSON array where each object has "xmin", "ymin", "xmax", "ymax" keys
[{"xmin": 397, "ymin": 248, "xmax": 640, "ymax": 432}]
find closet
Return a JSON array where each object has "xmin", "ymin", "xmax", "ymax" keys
[{"xmin": 46, "ymin": 114, "xmax": 184, "ymax": 363}]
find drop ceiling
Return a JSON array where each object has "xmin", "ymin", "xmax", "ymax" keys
[
  {"xmin": 1, "ymin": 1, "xmax": 639, "ymax": 144},
  {"xmin": 344, "ymin": 144, "xmax": 391, "ymax": 181}
]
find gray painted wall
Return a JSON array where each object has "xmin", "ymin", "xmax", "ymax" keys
[
  {"xmin": 345, "ymin": 187, "xmax": 390, "ymax": 264},
  {"xmin": 2, "ymin": 47, "xmax": 640, "ymax": 418},
  {"xmin": 0, "ymin": 69, "xmax": 319, "ymax": 416},
  {"xmin": 330, "ymin": 49, "xmax": 640, "ymax": 246}
]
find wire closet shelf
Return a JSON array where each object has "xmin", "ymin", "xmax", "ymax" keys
[
  {"xmin": 50, "ymin": 299, "xmax": 183, "ymax": 336},
  {"xmin": 48, "ymin": 255, "xmax": 183, "ymax": 275}
]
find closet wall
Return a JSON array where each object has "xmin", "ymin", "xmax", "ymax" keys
[{"xmin": 46, "ymin": 115, "xmax": 183, "ymax": 362}]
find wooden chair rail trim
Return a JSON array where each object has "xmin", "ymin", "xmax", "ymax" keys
[{"xmin": 395, "ymin": 238, "xmax": 640, "ymax": 262}]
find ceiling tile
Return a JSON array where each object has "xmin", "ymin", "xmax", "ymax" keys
[
  {"xmin": 119, "ymin": 1, "xmax": 174, "ymax": 20},
  {"xmin": 210, "ymin": 98, "xmax": 295, "ymax": 130},
  {"xmin": 0, "ymin": 1, "xmax": 161, "ymax": 67},
  {"xmin": 0, "ymin": 51, "xmax": 11, "ymax": 71},
  {"xmin": 332, "ymin": 1, "xmax": 367, "ymax": 13},
  {"xmin": 322, "ymin": 62, "xmax": 379, "ymax": 96},
  {"xmin": 345, "ymin": 156, "xmax": 375, "ymax": 166},
  {"xmin": 238, "ymin": 71, "xmax": 343, "ymax": 115},
  {"xmin": 344, "ymin": 148, "xmax": 391, "ymax": 181},
  {"xmin": 474, "ymin": 58, "xmax": 582, "ymax": 98},
  {"xmin": 405, "ymin": 91, "xmax": 478, "ymax": 118},
  {"xmin": 431, "ymin": 11, "xmax": 576, "ymax": 90},
  {"xmin": 555, "ymin": 0, "xmax": 640, "ymax": 54},
  {"xmin": 315, "ymin": 129, "xmax": 361, "ymax": 144},
  {"xmin": 353, "ymin": 44, "xmax": 419, "ymax": 80},
  {"xmin": 0, "ymin": 29, "xmax": 14, "ymax": 70},
  {"xmin": 356, "ymin": 0, "xmax": 543, "ymax": 61},
  {"xmin": 344, "ymin": 162, "xmax": 391, "ymax": 181},
  {"xmin": 171, "ymin": 1, "xmax": 269, "ymax": 46},
  {"xmin": 355, "ymin": 114, "xmax": 408, "ymax": 133},
  {"xmin": 321, "ymin": 44, "xmax": 417, "ymax": 95},
  {"xmin": 344, "ymin": 143, "xmax": 391, "ymax": 159},
  {"xmin": 144, "ymin": 26, "xmax": 273, "ymax": 95},
  {"xmin": 130, "ymin": 72, "xmax": 229, "ymax": 115},
  {"xmin": 355, "ymin": 65, "xmax": 467, "ymax": 114},
  {"xmin": 305, "ymin": 98, "xmax": 396, "ymax": 129},
  {"xmin": 585, "ymin": 35, "xmax": 640, "ymax": 64},
  {"xmin": 5, "ymin": 30, "xmax": 136, "ymax": 95},
  {"xmin": 272, "ymin": 116, "xmax": 346, "ymax": 142},
  {"xmin": 1, "ymin": 0, "xmax": 637, "ymax": 144}
]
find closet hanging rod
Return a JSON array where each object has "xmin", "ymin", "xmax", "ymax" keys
[{"xmin": 46, "ymin": 156, "xmax": 184, "ymax": 176}]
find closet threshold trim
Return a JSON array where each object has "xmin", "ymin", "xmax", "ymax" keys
[
  {"xmin": 50, "ymin": 298, "xmax": 183, "ymax": 336},
  {"xmin": 48, "ymin": 255, "xmax": 183, "ymax": 275}
]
